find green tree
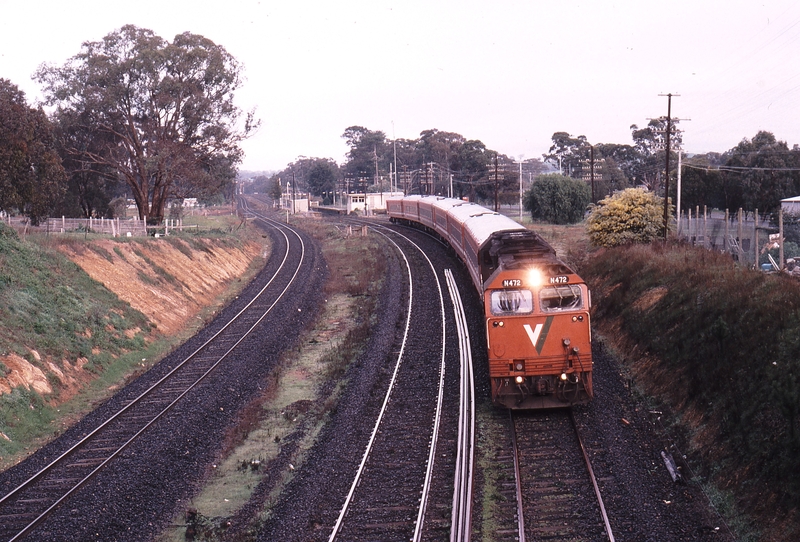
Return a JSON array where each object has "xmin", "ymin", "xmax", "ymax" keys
[
  {"xmin": 594, "ymin": 142, "xmax": 637, "ymax": 184},
  {"xmin": 246, "ymin": 174, "xmax": 271, "ymax": 195},
  {"xmin": 52, "ymin": 107, "xmax": 118, "ymax": 218},
  {"xmin": 0, "ymin": 79, "xmax": 66, "ymax": 224},
  {"xmin": 629, "ymin": 119, "xmax": 682, "ymax": 192},
  {"xmin": 722, "ymin": 131, "xmax": 800, "ymax": 216},
  {"xmin": 542, "ymin": 134, "xmax": 633, "ymax": 202},
  {"xmin": 591, "ymin": 155, "xmax": 631, "ymax": 201},
  {"xmin": 449, "ymin": 139, "xmax": 489, "ymax": 199},
  {"xmin": 341, "ymin": 126, "xmax": 388, "ymax": 189},
  {"xmin": 275, "ymin": 156, "xmax": 338, "ymax": 196},
  {"xmin": 268, "ymin": 177, "xmax": 283, "ymax": 202},
  {"xmin": 586, "ymin": 187, "xmax": 667, "ymax": 247},
  {"xmin": 307, "ymin": 159, "xmax": 338, "ymax": 198},
  {"xmin": 543, "ymin": 132, "xmax": 590, "ymax": 176},
  {"xmin": 523, "ymin": 173, "xmax": 590, "ymax": 224},
  {"xmin": 680, "ymin": 152, "xmax": 742, "ymax": 215},
  {"xmin": 36, "ymin": 25, "xmax": 257, "ymax": 223}
]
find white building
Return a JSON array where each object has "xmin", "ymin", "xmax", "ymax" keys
[
  {"xmin": 281, "ymin": 194, "xmax": 309, "ymax": 213},
  {"xmin": 280, "ymin": 181, "xmax": 310, "ymax": 213},
  {"xmin": 346, "ymin": 191, "xmax": 404, "ymax": 214},
  {"xmin": 781, "ymin": 196, "xmax": 800, "ymax": 216}
]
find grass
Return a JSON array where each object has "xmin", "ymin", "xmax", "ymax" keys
[
  {"xmin": 0, "ymin": 224, "xmax": 148, "ymax": 358},
  {"xmin": 581, "ymin": 241, "xmax": 800, "ymax": 542},
  {"xmin": 0, "ymin": 223, "xmax": 148, "ymax": 464},
  {"xmin": 0, "ymin": 210, "xmax": 266, "ymax": 470},
  {"xmin": 474, "ymin": 402, "xmax": 512, "ymax": 542}
]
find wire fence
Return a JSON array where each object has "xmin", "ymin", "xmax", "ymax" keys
[{"xmin": 676, "ymin": 207, "xmax": 776, "ymax": 268}]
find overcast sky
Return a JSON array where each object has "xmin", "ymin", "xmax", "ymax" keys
[{"xmin": 2, "ymin": 0, "xmax": 800, "ymax": 172}]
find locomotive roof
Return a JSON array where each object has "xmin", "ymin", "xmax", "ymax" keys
[{"xmin": 456, "ymin": 207, "xmax": 544, "ymax": 251}]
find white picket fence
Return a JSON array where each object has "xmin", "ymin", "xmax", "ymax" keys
[
  {"xmin": 47, "ymin": 216, "xmax": 147, "ymax": 236},
  {"xmin": 2, "ymin": 216, "xmax": 192, "ymax": 237}
]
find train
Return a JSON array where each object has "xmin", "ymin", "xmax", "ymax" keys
[{"xmin": 386, "ymin": 195, "xmax": 593, "ymax": 409}]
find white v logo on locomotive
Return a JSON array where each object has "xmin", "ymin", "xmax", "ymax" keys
[{"xmin": 523, "ymin": 323, "xmax": 542, "ymax": 348}]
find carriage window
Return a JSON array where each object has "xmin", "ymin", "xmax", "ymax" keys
[
  {"xmin": 540, "ymin": 285, "xmax": 582, "ymax": 312},
  {"xmin": 490, "ymin": 289, "xmax": 533, "ymax": 315}
]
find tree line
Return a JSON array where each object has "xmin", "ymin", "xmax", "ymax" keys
[
  {"xmin": 539, "ymin": 122, "xmax": 800, "ymax": 221},
  {"xmin": 251, "ymin": 118, "xmax": 800, "ymax": 228},
  {"xmin": 0, "ymin": 25, "xmax": 254, "ymax": 225},
  {"xmin": 4, "ymin": 25, "xmax": 799, "ymax": 225},
  {"xmin": 246, "ymin": 126, "xmax": 551, "ymax": 208}
]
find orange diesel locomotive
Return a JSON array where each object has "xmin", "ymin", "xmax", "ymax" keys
[{"xmin": 387, "ymin": 195, "xmax": 592, "ymax": 409}]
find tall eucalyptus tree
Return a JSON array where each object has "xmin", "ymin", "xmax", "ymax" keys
[{"xmin": 37, "ymin": 25, "xmax": 257, "ymax": 222}]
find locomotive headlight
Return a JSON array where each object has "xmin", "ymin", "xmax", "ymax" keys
[
  {"xmin": 560, "ymin": 373, "xmax": 568, "ymax": 381},
  {"xmin": 515, "ymin": 376, "xmax": 525, "ymax": 384},
  {"xmin": 514, "ymin": 361, "xmax": 524, "ymax": 371},
  {"xmin": 528, "ymin": 268, "xmax": 543, "ymax": 287},
  {"xmin": 562, "ymin": 338, "xmax": 571, "ymax": 347}
]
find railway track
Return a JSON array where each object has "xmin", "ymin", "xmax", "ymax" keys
[
  {"xmin": 0, "ymin": 209, "xmax": 310, "ymax": 542},
  {"xmin": 511, "ymin": 408, "xmax": 615, "ymax": 542},
  {"xmin": 445, "ymin": 268, "xmax": 476, "ymax": 542},
  {"xmin": 326, "ymin": 226, "xmax": 448, "ymax": 542}
]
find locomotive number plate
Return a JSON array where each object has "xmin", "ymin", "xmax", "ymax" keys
[
  {"xmin": 502, "ymin": 279, "xmax": 522, "ymax": 287},
  {"xmin": 549, "ymin": 276, "xmax": 569, "ymax": 284}
]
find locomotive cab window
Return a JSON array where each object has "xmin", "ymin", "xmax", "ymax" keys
[
  {"xmin": 540, "ymin": 284, "xmax": 582, "ymax": 312},
  {"xmin": 490, "ymin": 289, "xmax": 533, "ymax": 315}
]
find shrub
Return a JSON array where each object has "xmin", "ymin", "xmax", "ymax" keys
[
  {"xmin": 586, "ymin": 187, "xmax": 668, "ymax": 247},
  {"xmin": 524, "ymin": 174, "xmax": 591, "ymax": 224}
]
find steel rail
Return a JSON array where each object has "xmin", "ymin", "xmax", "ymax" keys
[
  {"xmin": 1, "ymin": 208, "xmax": 306, "ymax": 542},
  {"xmin": 411, "ymin": 229, "xmax": 447, "ymax": 542},
  {"xmin": 445, "ymin": 269, "xmax": 475, "ymax": 542},
  {"xmin": 570, "ymin": 409, "xmax": 616, "ymax": 542},
  {"xmin": 509, "ymin": 411, "xmax": 526, "ymax": 542}
]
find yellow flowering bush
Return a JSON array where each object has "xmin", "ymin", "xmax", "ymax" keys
[{"xmin": 586, "ymin": 188, "xmax": 668, "ymax": 247}]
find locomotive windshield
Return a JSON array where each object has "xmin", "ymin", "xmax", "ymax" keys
[
  {"xmin": 490, "ymin": 289, "xmax": 533, "ymax": 315},
  {"xmin": 540, "ymin": 284, "xmax": 582, "ymax": 312}
]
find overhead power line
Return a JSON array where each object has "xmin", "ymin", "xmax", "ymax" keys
[{"xmin": 684, "ymin": 164, "xmax": 800, "ymax": 173}]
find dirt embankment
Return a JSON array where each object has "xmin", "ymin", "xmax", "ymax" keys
[
  {"xmin": 58, "ymin": 237, "xmax": 264, "ymax": 335},
  {"xmin": 0, "ymin": 236, "xmax": 264, "ymax": 401}
]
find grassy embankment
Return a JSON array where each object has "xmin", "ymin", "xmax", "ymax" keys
[
  {"xmin": 0, "ymin": 212, "xmax": 264, "ymax": 470},
  {"xmin": 581, "ymin": 242, "xmax": 800, "ymax": 542}
]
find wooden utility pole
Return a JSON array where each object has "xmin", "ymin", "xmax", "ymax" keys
[
  {"xmin": 493, "ymin": 154, "xmax": 499, "ymax": 212},
  {"xmin": 660, "ymin": 93, "xmax": 677, "ymax": 241},
  {"xmin": 291, "ymin": 171, "xmax": 296, "ymax": 215},
  {"xmin": 590, "ymin": 145, "xmax": 595, "ymax": 204},
  {"xmin": 514, "ymin": 156, "xmax": 524, "ymax": 220},
  {"xmin": 653, "ymin": 94, "xmax": 689, "ymax": 241}
]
